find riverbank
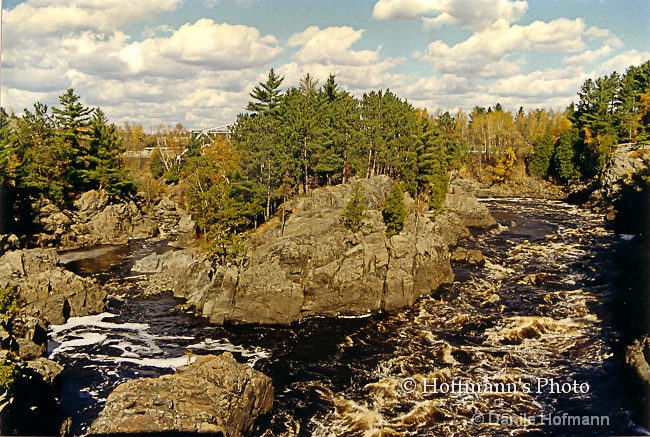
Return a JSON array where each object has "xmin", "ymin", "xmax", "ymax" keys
[{"xmin": 44, "ymin": 198, "xmax": 648, "ymax": 436}]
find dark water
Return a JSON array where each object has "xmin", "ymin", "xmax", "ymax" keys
[{"xmin": 51, "ymin": 199, "xmax": 648, "ymax": 436}]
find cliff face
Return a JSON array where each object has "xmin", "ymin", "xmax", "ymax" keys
[
  {"xmin": 138, "ymin": 176, "xmax": 494, "ymax": 325},
  {"xmin": 0, "ymin": 248, "xmax": 108, "ymax": 435}
]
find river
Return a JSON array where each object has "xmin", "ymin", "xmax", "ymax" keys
[{"xmin": 50, "ymin": 199, "xmax": 648, "ymax": 436}]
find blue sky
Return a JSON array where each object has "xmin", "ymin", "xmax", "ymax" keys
[{"xmin": 1, "ymin": 0, "xmax": 649, "ymax": 130}]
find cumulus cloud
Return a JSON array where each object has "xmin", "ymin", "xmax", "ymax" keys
[
  {"xmin": 372, "ymin": 0, "xmax": 434, "ymax": 20},
  {"xmin": 487, "ymin": 67, "xmax": 587, "ymax": 98},
  {"xmin": 563, "ymin": 45, "xmax": 615, "ymax": 67},
  {"xmin": 288, "ymin": 26, "xmax": 380, "ymax": 66},
  {"xmin": 2, "ymin": 0, "xmax": 284, "ymax": 128},
  {"xmin": 5, "ymin": 0, "xmax": 180, "ymax": 35},
  {"xmin": 420, "ymin": 18, "xmax": 587, "ymax": 77},
  {"xmin": 373, "ymin": 0, "xmax": 528, "ymax": 31},
  {"xmin": 283, "ymin": 26, "xmax": 406, "ymax": 95}
]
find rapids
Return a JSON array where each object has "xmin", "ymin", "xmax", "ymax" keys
[{"xmin": 49, "ymin": 199, "xmax": 647, "ymax": 436}]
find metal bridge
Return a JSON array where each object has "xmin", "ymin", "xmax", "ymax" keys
[{"xmin": 191, "ymin": 123, "xmax": 234, "ymax": 140}]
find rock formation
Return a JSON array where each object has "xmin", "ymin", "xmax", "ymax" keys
[
  {"xmin": 137, "ymin": 176, "xmax": 496, "ymax": 325},
  {"xmin": 29, "ymin": 190, "xmax": 196, "ymax": 250},
  {"xmin": 88, "ymin": 353, "xmax": 273, "ymax": 436},
  {"xmin": 0, "ymin": 249, "xmax": 107, "ymax": 327},
  {"xmin": 0, "ymin": 248, "xmax": 105, "ymax": 436}
]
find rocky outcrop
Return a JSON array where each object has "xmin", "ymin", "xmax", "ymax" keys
[
  {"xmin": 626, "ymin": 338, "xmax": 650, "ymax": 387},
  {"xmin": 0, "ymin": 248, "xmax": 101, "ymax": 436},
  {"xmin": 0, "ymin": 249, "xmax": 107, "ymax": 327},
  {"xmin": 444, "ymin": 191, "xmax": 497, "ymax": 229},
  {"xmin": 449, "ymin": 177, "xmax": 566, "ymax": 200},
  {"xmin": 88, "ymin": 353, "xmax": 273, "ymax": 436},
  {"xmin": 450, "ymin": 247, "xmax": 486, "ymax": 266},
  {"xmin": 0, "ymin": 351, "xmax": 67, "ymax": 436},
  {"xmin": 601, "ymin": 144, "xmax": 650, "ymax": 197},
  {"xmin": 33, "ymin": 190, "xmax": 158, "ymax": 248},
  {"xmin": 147, "ymin": 196, "xmax": 196, "ymax": 245},
  {"xmin": 139, "ymin": 176, "xmax": 492, "ymax": 325}
]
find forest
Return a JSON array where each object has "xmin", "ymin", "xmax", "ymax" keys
[{"xmin": 0, "ymin": 60, "xmax": 649, "ymax": 254}]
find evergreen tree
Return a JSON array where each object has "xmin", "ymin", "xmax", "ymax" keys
[
  {"xmin": 15, "ymin": 103, "xmax": 70, "ymax": 205},
  {"xmin": 279, "ymin": 87, "xmax": 323, "ymax": 193},
  {"xmin": 528, "ymin": 130, "xmax": 555, "ymax": 178},
  {"xmin": 573, "ymin": 74, "xmax": 620, "ymax": 178},
  {"xmin": 299, "ymin": 73, "xmax": 319, "ymax": 98},
  {"xmin": 87, "ymin": 109, "xmax": 136, "ymax": 196},
  {"xmin": 52, "ymin": 89, "xmax": 94, "ymax": 190},
  {"xmin": 416, "ymin": 110, "xmax": 448, "ymax": 210},
  {"xmin": 341, "ymin": 181, "xmax": 367, "ymax": 231},
  {"xmin": 550, "ymin": 128, "xmax": 580, "ymax": 183},
  {"xmin": 247, "ymin": 69, "xmax": 284, "ymax": 115},
  {"xmin": 382, "ymin": 183, "xmax": 406, "ymax": 237},
  {"xmin": 321, "ymin": 89, "xmax": 363, "ymax": 183}
]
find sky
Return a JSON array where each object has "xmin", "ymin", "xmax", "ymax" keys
[{"xmin": 1, "ymin": 0, "xmax": 649, "ymax": 131}]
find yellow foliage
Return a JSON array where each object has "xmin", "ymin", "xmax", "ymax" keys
[{"xmin": 493, "ymin": 147, "xmax": 517, "ymax": 183}]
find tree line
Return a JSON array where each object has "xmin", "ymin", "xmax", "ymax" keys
[
  {"xmin": 0, "ymin": 89, "xmax": 136, "ymax": 233},
  {"xmin": 0, "ymin": 61, "xmax": 648, "ymax": 250},
  {"xmin": 178, "ymin": 71, "xmax": 451, "ymax": 255}
]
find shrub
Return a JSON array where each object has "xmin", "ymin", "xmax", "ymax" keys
[
  {"xmin": 0, "ymin": 286, "xmax": 17, "ymax": 323},
  {"xmin": 382, "ymin": 183, "xmax": 406, "ymax": 237},
  {"xmin": 341, "ymin": 182, "xmax": 367, "ymax": 231}
]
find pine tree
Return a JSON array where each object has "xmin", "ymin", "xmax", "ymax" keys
[
  {"xmin": 528, "ymin": 130, "xmax": 555, "ymax": 178},
  {"xmin": 382, "ymin": 183, "xmax": 406, "ymax": 237},
  {"xmin": 52, "ymin": 89, "xmax": 93, "ymax": 190},
  {"xmin": 247, "ymin": 69, "xmax": 284, "ymax": 115},
  {"xmin": 341, "ymin": 182, "xmax": 367, "ymax": 231},
  {"xmin": 87, "ymin": 109, "xmax": 136, "ymax": 196},
  {"xmin": 416, "ymin": 110, "xmax": 448, "ymax": 210},
  {"xmin": 551, "ymin": 128, "xmax": 580, "ymax": 183}
]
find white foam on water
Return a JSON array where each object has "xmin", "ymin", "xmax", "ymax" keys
[
  {"xmin": 50, "ymin": 313, "xmax": 149, "ymax": 335},
  {"xmin": 50, "ymin": 332, "xmax": 108, "ymax": 357},
  {"xmin": 113, "ymin": 355, "xmax": 196, "ymax": 369},
  {"xmin": 188, "ymin": 338, "xmax": 270, "ymax": 364}
]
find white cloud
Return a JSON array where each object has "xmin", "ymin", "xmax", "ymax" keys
[
  {"xmin": 372, "ymin": 0, "xmax": 434, "ymax": 20},
  {"xmin": 282, "ymin": 26, "xmax": 407, "ymax": 96},
  {"xmin": 487, "ymin": 67, "xmax": 586, "ymax": 98},
  {"xmin": 563, "ymin": 45, "xmax": 615, "ymax": 67},
  {"xmin": 288, "ymin": 26, "xmax": 379, "ymax": 66},
  {"xmin": 2, "ymin": 1, "xmax": 284, "ymax": 129},
  {"xmin": 5, "ymin": 0, "xmax": 180, "ymax": 35},
  {"xmin": 374, "ymin": 0, "xmax": 528, "ymax": 31},
  {"xmin": 420, "ymin": 18, "xmax": 587, "ymax": 77},
  {"xmin": 593, "ymin": 50, "xmax": 650, "ymax": 78}
]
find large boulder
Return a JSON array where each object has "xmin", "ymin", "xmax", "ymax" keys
[
  {"xmin": 0, "ymin": 249, "xmax": 107, "ymax": 326},
  {"xmin": 88, "ymin": 353, "xmax": 273, "ymax": 436},
  {"xmin": 444, "ymin": 192, "xmax": 497, "ymax": 229},
  {"xmin": 160, "ymin": 176, "xmax": 467, "ymax": 325}
]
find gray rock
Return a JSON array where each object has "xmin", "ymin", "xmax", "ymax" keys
[
  {"xmin": 626, "ymin": 337, "xmax": 650, "ymax": 387},
  {"xmin": 168, "ymin": 176, "xmax": 462, "ymax": 325},
  {"xmin": 0, "ymin": 249, "xmax": 107, "ymax": 326},
  {"xmin": 24, "ymin": 358, "xmax": 63, "ymax": 386},
  {"xmin": 149, "ymin": 196, "xmax": 196, "ymax": 243},
  {"xmin": 444, "ymin": 192, "xmax": 497, "ymax": 228},
  {"xmin": 132, "ymin": 250, "xmax": 196, "ymax": 274},
  {"xmin": 89, "ymin": 353, "xmax": 273, "ymax": 436},
  {"xmin": 15, "ymin": 338, "xmax": 43, "ymax": 360},
  {"xmin": 450, "ymin": 247, "xmax": 486, "ymax": 266}
]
